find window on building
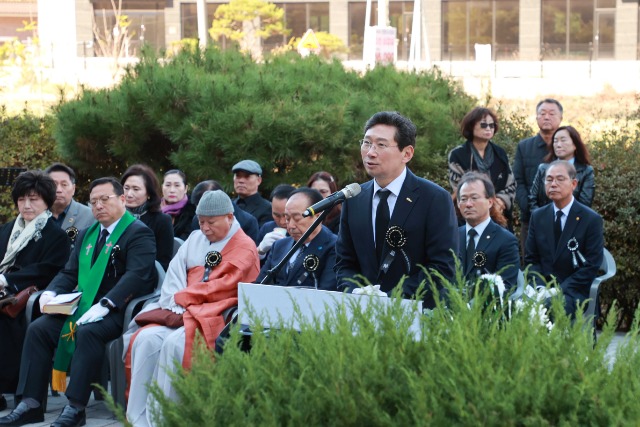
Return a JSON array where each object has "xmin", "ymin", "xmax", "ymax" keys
[
  {"xmin": 541, "ymin": 0, "xmax": 615, "ymax": 60},
  {"xmin": 264, "ymin": 3, "xmax": 330, "ymax": 52},
  {"xmin": 181, "ymin": 3, "xmax": 328, "ymax": 53},
  {"xmin": 441, "ymin": 0, "xmax": 519, "ymax": 61},
  {"xmin": 93, "ymin": 8, "xmax": 165, "ymax": 55},
  {"xmin": 180, "ymin": 3, "xmax": 220, "ymax": 40}
]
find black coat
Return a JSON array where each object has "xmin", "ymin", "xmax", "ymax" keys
[
  {"xmin": 335, "ymin": 169, "xmax": 458, "ymax": 309},
  {"xmin": 448, "ymin": 140, "xmax": 516, "ymax": 215},
  {"xmin": 525, "ymin": 200, "xmax": 603, "ymax": 316},
  {"xmin": 0, "ymin": 216, "xmax": 70, "ymax": 393},
  {"xmin": 47, "ymin": 218, "xmax": 157, "ymax": 309},
  {"xmin": 172, "ymin": 201, "xmax": 196, "ymax": 241},
  {"xmin": 138, "ymin": 210, "xmax": 174, "ymax": 271}
]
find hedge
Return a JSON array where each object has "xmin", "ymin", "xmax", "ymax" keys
[
  {"xmin": 147, "ymin": 280, "xmax": 640, "ymax": 426},
  {"xmin": 52, "ymin": 45, "xmax": 477, "ymax": 191},
  {"xmin": 0, "ymin": 107, "xmax": 62, "ymax": 221}
]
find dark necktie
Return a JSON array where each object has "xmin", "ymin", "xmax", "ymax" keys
[
  {"xmin": 287, "ymin": 245, "xmax": 306, "ymax": 274},
  {"xmin": 92, "ymin": 229, "xmax": 109, "ymax": 266},
  {"xmin": 375, "ymin": 190, "xmax": 391, "ymax": 263},
  {"xmin": 466, "ymin": 228, "xmax": 477, "ymax": 272},
  {"xmin": 554, "ymin": 210, "xmax": 563, "ymax": 247}
]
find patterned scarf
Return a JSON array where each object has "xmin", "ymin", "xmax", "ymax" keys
[{"xmin": 0, "ymin": 210, "xmax": 51, "ymax": 274}]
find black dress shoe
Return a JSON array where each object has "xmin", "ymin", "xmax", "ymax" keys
[
  {"xmin": 50, "ymin": 405, "xmax": 86, "ymax": 427},
  {"xmin": 0, "ymin": 402, "xmax": 44, "ymax": 426},
  {"xmin": 0, "ymin": 396, "xmax": 6, "ymax": 412}
]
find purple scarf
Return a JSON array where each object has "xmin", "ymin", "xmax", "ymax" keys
[{"xmin": 162, "ymin": 195, "xmax": 188, "ymax": 216}]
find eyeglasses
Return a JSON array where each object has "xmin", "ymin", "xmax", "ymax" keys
[
  {"xmin": 89, "ymin": 194, "xmax": 118, "ymax": 207},
  {"xmin": 479, "ymin": 122, "xmax": 496, "ymax": 129},
  {"xmin": 360, "ymin": 140, "xmax": 399, "ymax": 153},
  {"xmin": 459, "ymin": 195, "xmax": 486, "ymax": 204}
]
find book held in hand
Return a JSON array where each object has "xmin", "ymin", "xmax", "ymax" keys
[{"xmin": 43, "ymin": 292, "xmax": 83, "ymax": 315}]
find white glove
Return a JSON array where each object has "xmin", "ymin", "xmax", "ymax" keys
[
  {"xmin": 168, "ymin": 295, "xmax": 185, "ymax": 314},
  {"xmin": 39, "ymin": 291, "xmax": 57, "ymax": 312},
  {"xmin": 352, "ymin": 284, "xmax": 388, "ymax": 297},
  {"xmin": 76, "ymin": 303, "xmax": 109, "ymax": 325},
  {"xmin": 0, "ymin": 274, "xmax": 8, "ymax": 291},
  {"xmin": 258, "ymin": 231, "xmax": 285, "ymax": 254}
]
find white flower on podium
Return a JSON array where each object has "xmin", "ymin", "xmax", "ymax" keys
[{"xmin": 479, "ymin": 273, "xmax": 506, "ymax": 306}]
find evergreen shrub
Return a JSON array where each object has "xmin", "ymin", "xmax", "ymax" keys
[
  {"xmin": 0, "ymin": 107, "xmax": 60, "ymax": 221},
  {"xmin": 150, "ymin": 281, "xmax": 640, "ymax": 426},
  {"xmin": 53, "ymin": 46, "xmax": 476, "ymax": 192},
  {"xmin": 589, "ymin": 123, "xmax": 640, "ymax": 330}
]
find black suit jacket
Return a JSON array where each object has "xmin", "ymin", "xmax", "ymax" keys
[
  {"xmin": 0, "ymin": 217, "xmax": 70, "ymax": 293},
  {"xmin": 458, "ymin": 220, "xmax": 520, "ymax": 290},
  {"xmin": 47, "ymin": 218, "xmax": 157, "ymax": 310},
  {"xmin": 335, "ymin": 169, "xmax": 458, "ymax": 308},
  {"xmin": 257, "ymin": 226, "xmax": 337, "ymax": 290},
  {"xmin": 524, "ymin": 200, "xmax": 603, "ymax": 314}
]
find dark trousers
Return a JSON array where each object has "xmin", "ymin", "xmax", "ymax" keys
[
  {"xmin": 0, "ymin": 312, "xmax": 27, "ymax": 393},
  {"xmin": 16, "ymin": 312, "xmax": 123, "ymax": 406}
]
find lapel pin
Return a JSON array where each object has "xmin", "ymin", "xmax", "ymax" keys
[
  {"xmin": 406, "ymin": 197, "xmax": 412, "ymax": 203},
  {"xmin": 576, "ymin": 216, "xmax": 580, "ymax": 221}
]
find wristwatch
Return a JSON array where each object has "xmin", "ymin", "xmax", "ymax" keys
[{"xmin": 99, "ymin": 298, "xmax": 115, "ymax": 310}]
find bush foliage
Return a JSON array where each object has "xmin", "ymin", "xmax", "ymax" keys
[
  {"xmin": 53, "ymin": 46, "xmax": 476, "ymax": 191},
  {"xmin": 589, "ymin": 122, "xmax": 640, "ymax": 330},
  {"xmin": 0, "ymin": 107, "xmax": 61, "ymax": 221},
  {"xmin": 151, "ymin": 282, "xmax": 640, "ymax": 426}
]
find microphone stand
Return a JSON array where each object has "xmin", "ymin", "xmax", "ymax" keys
[{"xmin": 260, "ymin": 203, "xmax": 335, "ymax": 285}]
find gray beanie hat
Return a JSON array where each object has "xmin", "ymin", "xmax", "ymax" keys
[{"xmin": 196, "ymin": 190, "xmax": 233, "ymax": 216}]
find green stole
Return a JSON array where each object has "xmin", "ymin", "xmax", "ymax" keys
[{"xmin": 51, "ymin": 211, "xmax": 136, "ymax": 392}]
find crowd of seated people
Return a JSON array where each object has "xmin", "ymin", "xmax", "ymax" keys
[{"xmin": 0, "ymin": 103, "xmax": 608, "ymax": 426}]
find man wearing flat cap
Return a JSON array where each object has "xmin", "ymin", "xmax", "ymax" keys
[
  {"xmin": 232, "ymin": 159, "xmax": 272, "ymax": 227},
  {"xmin": 124, "ymin": 190, "xmax": 260, "ymax": 427}
]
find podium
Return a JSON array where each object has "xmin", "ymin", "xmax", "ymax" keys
[{"xmin": 238, "ymin": 283, "xmax": 423, "ymax": 339}]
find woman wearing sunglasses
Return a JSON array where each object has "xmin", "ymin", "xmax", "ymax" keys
[{"xmin": 448, "ymin": 107, "xmax": 516, "ymax": 227}]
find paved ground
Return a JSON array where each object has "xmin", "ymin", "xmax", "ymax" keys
[
  {"xmin": 0, "ymin": 331, "xmax": 631, "ymax": 426},
  {"xmin": 0, "ymin": 391, "xmax": 123, "ymax": 427}
]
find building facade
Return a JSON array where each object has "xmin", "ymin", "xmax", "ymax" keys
[{"xmin": 1, "ymin": 0, "xmax": 639, "ymax": 62}]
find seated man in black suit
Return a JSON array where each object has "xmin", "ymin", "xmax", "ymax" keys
[
  {"xmin": 525, "ymin": 160, "xmax": 604, "ymax": 316},
  {"xmin": 0, "ymin": 177, "xmax": 157, "ymax": 427},
  {"xmin": 456, "ymin": 172, "xmax": 519, "ymax": 291},
  {"xmin": 257, "ymin": 188, "xmax": 337, "ymax": 291},
  {"xmin": 335, "ymin": 111, "xmax": 458, "ymax": 308}
]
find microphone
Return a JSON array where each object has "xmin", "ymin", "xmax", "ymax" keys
[{"xmin": 303, "ymin": 183, "xmax": 361, "ymax": 217}]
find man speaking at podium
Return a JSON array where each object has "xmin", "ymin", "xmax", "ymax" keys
[
  {"xmin": 257, "ymin": 188, "xmax": 337, "ymax": 291},
  {"xmin": 335, "ymin": 111, "xmax": 458, "ymax": 308}
]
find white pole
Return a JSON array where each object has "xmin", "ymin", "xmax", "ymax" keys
[
  {"xmin": 197, "ymin": 0, "xmax": 207, "ymax": 49},
  {"xmin": 378, "ymin": 0, "xmax": 388, "ymax": 27},
  {"xmin": 408, "ymin": 0, "xmax": 420, "ymax": 68}
]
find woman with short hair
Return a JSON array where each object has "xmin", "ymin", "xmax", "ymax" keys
[
  {"xmin": 448, "ymin": 107, "xmax": 516, "ymax": 227},
  {"xmin": 0, "ymin": 170, "xmax": 70, "ymax": 408}
]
